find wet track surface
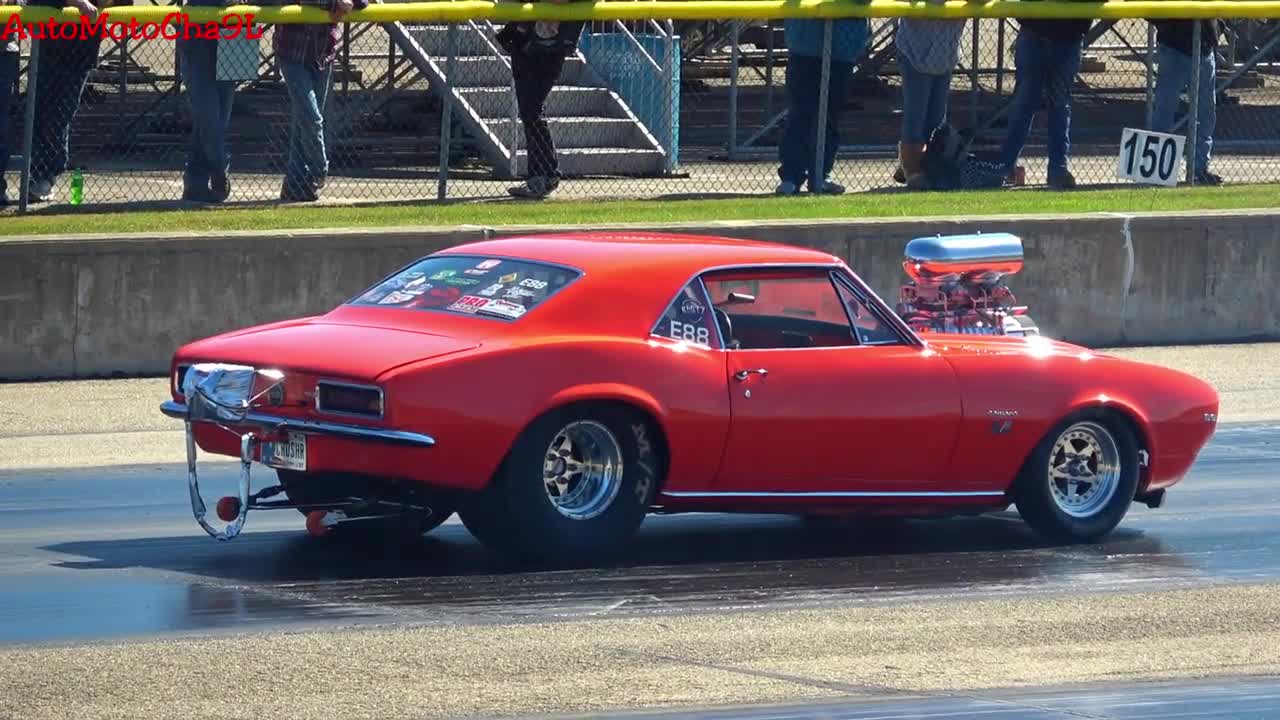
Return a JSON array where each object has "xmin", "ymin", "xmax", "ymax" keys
[{"xmin": 0, "ymin": 422, "xmax": 1277, "ymax": 647}]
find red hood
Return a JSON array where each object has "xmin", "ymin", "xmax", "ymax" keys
[
  {"xmin": 922, "ymin": 334, "xmax": 1090, "ymax": 358},
  {"xmin": 177, "ymin": 319, "xmax": 480, "ymax": 381}
]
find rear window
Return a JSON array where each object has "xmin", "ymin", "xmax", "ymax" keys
[{"xmin": 348, "ymin": 256, "xmax": 580, "ymax": 321}]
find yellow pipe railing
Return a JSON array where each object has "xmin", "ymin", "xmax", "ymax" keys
[{"xmin": 4, "ymin": 0, "xmax": 1280, "ymax": 25}]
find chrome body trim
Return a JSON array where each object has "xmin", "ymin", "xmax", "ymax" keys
[
  {"xmin": 160, "ymin": 400, "xmax": 435, "ymax": 447},
  {"xmin": 659, "ymin": 490, "xmax": 1006, "ymax": 499}
]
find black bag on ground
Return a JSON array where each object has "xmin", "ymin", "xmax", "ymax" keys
[{"xmin": 922, "ymin": 123, "xmax": 1008, "ymax": 191}]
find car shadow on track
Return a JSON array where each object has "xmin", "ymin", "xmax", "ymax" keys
[{"xmin": 41, "ymin": 511, "xmax": 1183, "ymax": 592}]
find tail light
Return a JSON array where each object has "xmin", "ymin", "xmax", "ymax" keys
[
  {"xmin": 315, "ymin": 381, "xmax": 384, "ymax": 419},
  {"xmin": 173, "ymin": 363, "xmax": 192, "ymax": 397}
]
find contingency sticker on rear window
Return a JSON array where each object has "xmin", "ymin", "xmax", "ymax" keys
[
  {"xmin": 447, "ymin": 295, "xmax": 490, "ymax": 313},
  {"xmin": 350, "ymin": 255, "xmax": 581, "ymax": 320},
  {"xmin": 477, "ymin": 299, "xmax": 526, "ymax": 319}
]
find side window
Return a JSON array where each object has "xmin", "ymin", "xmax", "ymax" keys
[
  {"xmin": 703, "ymin": 272, "xmax": 856, "ymax": 349},
  {"xmin": 836, "ymin": 281, "xmax": 902, "ymax": 345},
  {"xmin": 653, "ymin": 279, "xmax": 719, "ymax": 348}
]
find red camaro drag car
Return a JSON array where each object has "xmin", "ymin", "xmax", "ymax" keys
[{"xmin": 161, "ymin": 231, "xmax": 1219, "ymax": 559}]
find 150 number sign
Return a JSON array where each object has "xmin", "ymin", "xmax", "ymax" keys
[{"xmin": 1116, "ymin": 128, "xmax": 1185, "ymax": 187}]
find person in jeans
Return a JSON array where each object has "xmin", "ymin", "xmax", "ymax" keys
[
  {"xmin": 893, "ymin": 13, "xmax": 967, "ymax": 190},
  {"xmin": 775, "ymin": 17, "xmax": 869, "ymax": 195},
  {"xmin": 0, "ymin": 0, "xmax": 20, "ymax": 206},
  {"xmin": 1151, "ymin": 19, "xmax": 1222, "ymax": 185},
  {"xmin": 24, "ymin": 0, "xmax": 104, "ymax": 203},
  {"xmin": 999, "ymin": 16, "xmax": 1092, "ymax": 189},
  {"xmin": 274, "ymin": 0, "xmax": 363, "ymax": 201},
  {"xmin": 495, "ymin": 0, "xmax": 585, "ymax": 200},
  {"xmin": 177, "ymin": 0, "xmax": 238, "ymax": 203}
]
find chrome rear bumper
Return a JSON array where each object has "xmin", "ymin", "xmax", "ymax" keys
[
  {"xmin": 160, "ymin": 400, "xmax": 435, "ymax": 447},
  {"xmin": 161, "ymin": 399, "xmax": 435, "ymax": 541}
]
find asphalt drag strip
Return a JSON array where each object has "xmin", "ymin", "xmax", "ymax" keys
[
  {"xmin": 1, "ymin": 422, "xmax": 1279, "ymax": 718},
  {"xmin": 0, "ymin": 422, "xmax": 1276, "ymax": 646}
]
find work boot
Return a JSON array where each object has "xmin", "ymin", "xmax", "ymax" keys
[{"xmin": 899, "ymin": 142, "xmax": 929, "ymax": 190}]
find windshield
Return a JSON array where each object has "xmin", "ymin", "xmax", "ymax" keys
[{"xmin": 348, "ymin": 255, "xmax": 581, "ymax": 321}]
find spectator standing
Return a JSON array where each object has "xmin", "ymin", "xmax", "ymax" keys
[
  {"xmin": 0, "ymin": 0, "xmax": 20, "ymax": 206},
  {"xmin": 1151, "ymin": 19, "xmax": 1222, "ymax": 185},
  {"xmin": 25, "ymin": 0, "xmax": 106, "ymax": 203},
  {"xmin": 893, "ymin": 12, "xmax": 967, "ymax": 190},
  {"xmin": 775, "ymin": 17, "xmax": 869, "ymax": 195},
  {"xmin": 999, "ymin": 15, "xmax": 1093, "ymax": 189},
  {"xmin": 274, "ymin": 0, "xmax": 364, "ymax": 202},
  {"xmin": 495, "ymin": 0, "xmax": 585, "ymax": 199},
  {"xmin": 177, "ymin": 0, "xmax": 238, "ymax": 202}
]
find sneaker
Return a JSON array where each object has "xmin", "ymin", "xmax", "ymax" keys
[
  {"xmin": 182, "ymin": 188, "xmax": 217, "ymax": 203},
  {"xmin": 774, "ymin": 180, "xmax": 799, "ymax": 195},
  {"xmin": 808, "ymin": 178, "xmax": 845, "ymax": 194},
  {"xmin": 280, "ymin": 178, "xmax": 319, "ymax": 202},
  {"xmin": 1047, "ymin": 169, "xmax": 1077, "ymax": 190},
  {"xmin": 508, "ymin": 175, "xmax": 559, "ymax": 199},
  {"xmin": 27, "ymin": 179, "xmax": 53, "ymax": 203},
  {"xmin": 1194, "ymin": 170, "xmax": 1223, "ymax": 186},
  {"xmin": 211, "ymin": 171, "xmax": 231, "ymax": 202},
  {"xmin": 1006, "ymin": 165, "xmax": 1026, "ymax": 187}
]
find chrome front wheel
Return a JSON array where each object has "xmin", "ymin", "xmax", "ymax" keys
[
  {"xmin": 1047, "ymin": 421, "xmax": 1122, "ymax": 519},
  {"xmin": 1015, "ymin": 413, "xmax": 1140, "ymax": 543}
]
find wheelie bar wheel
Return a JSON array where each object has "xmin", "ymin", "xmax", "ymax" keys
[{"xmin": 186, "ymin": 421, "xmax": 254, "ymax": 541}]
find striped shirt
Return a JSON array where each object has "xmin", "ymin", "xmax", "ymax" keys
[
  {"xmin": 272, "ymin": 0, "xmax": 368, "ymax": 70},
  {"xmin": 895, "ymin": 18, "xmax": 967, "ymax": 75}
]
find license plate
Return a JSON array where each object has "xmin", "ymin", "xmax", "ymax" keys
[{"xmin": 261, "ymin": 431, "xmax": 306, "ymax": 471}]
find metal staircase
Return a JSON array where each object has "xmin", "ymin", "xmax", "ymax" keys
[{"xmin": 384, "ymin": 17, "xmax": 671, "ymax": 178}]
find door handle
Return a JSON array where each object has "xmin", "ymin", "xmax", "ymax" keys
[{"xmin": 733, "ymin": 368, "xmax": 768, "ymax": 381}]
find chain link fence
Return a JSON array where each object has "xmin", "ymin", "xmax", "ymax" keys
[{"xmin": 2, "ymin": 7, "xmax": 1279, "ymax": 211}]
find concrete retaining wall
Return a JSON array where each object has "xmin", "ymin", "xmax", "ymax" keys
[{"xmin": 2, "ymin": 210, "xmax": 1277, "ymax": 380}]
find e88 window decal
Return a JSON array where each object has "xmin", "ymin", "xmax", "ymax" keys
[{"xmin": 656, "ymin": 282, "xmax": 716, "ymax": 347}]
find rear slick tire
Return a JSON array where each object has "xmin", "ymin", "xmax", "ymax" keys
[
  {"xmin": 458, "ymin": 404, "xmax": 660, "ymax": 561},
  {"xmin": 1014, "ymin": 412, "xmax": 1140, "ymax": 543}
]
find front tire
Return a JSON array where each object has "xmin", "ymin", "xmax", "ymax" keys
[
  {"xmin": 458, "ymin": 404, "xmax": 661, "ymax": 560},
  {"xmin": 1014, "ymin": 412, "xmax": 1140, "ymax": 543}
]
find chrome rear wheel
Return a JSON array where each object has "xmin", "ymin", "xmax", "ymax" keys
[{"xmin": 543, "ymin": 420, "xmax": 624, "ymax": 521}]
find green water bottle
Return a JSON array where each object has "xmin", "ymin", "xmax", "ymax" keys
[{"xmin": 70, "ymin": 168, "xmax": 84, "ymax": 205}]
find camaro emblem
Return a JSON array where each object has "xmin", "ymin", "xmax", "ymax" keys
[{"xmin": 988, "ymin": 409, "xmax": 1017, "ymax": 434}]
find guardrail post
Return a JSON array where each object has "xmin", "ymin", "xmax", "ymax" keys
[
  {"xmin": 663, "ymin": 18, "xmax": 676, "ymax": 173},
  {"xmin": 1186, "ymin": 20, "xmax": 1202, "ymax": 184},
  {"xmin": 970, "ymin": 20, "xmax": 980, "ymax": 129},
  {"xmin": 728, "ymin": 20, "xmax": 740, "ymax": 158},
  {"xmin": 18, "ymin": 38, "xmax": 39, "ymax": 215},
  {"xmin": 438, "ymin": 22, "xmax": 457, "ymax": 199},
  {"xmin": 813, "ymin": 19, "xmax": 832, "ymax": 193},
  {"xmin": 1144, "ymin": 23, "xmax": 1155, "ymax": 128}
]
